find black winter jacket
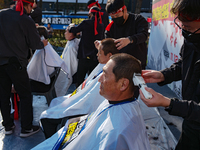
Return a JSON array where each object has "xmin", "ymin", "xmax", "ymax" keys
[
  {"xmin": 0, "ymin": 7, "xmax": 44, "ymax": 67},
  {"xmin": 159, "ymin": 40, "xmax": 200, "ymax": 124},
  {"xmin": 69, "ymin": 17, "xmax": 104, "ymax": 61},
  {"xmin": 105, "ymin": 13, "xmax": 148, "ymax": 68}
]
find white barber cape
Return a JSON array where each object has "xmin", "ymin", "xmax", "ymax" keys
[
  {"xmin": 40, "ymin": 63, "xmax": 105, "ymax": 119},
  {"xmin": 61, "ymin": 38, "xmax": 79, "ymax": 77},
  {"xmin": 27, "ymin": 42, "xmax": 68, "ymax": 84},
  {"xmin": 33, "ymin": 99, "xmax": 151, "ymax": 150}
]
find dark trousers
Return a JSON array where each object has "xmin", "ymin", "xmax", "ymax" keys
[
  {"xmin": 0, "ymin": 63, "xmax": 33, "ymax": 129},
  {"xmin": 41, "ymin": 114, "xmax": 84, "ymax": 139},
  {"xmin": 41, "ymin": 118, "xmax": 62, "ymax": 139},
  {"xmin": 175, "ymin": 120, "xmax": 200, "ymax": 150},
  {"xmin": 76, "ymin": 58, "xmax": 98, "ymax": 87}
]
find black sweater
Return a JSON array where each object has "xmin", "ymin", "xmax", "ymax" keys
[
  {"xmin": 69, "ymin": 17, "xmax": 104, "ymax": 61},
  {"xmin": 105, "ymin": 13, "xmax": 148, "ymax": 67},
  {"xmin": 0, "ymin": 7, "xmax": 44, "ymax": 67}
]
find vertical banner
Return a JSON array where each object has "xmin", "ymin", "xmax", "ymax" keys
[{"xmin": 147, "ymin": 0, "xmax": 183, "ymax": 98}]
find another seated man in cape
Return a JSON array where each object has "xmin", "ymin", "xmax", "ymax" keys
[
  {"xmin": 40, "ymin": 38, "xmax": 119, "ymax": 138},
  {"xmin": 57, "ymin": 23, "xmax": 80, "ymax": 96},
  {"xmin": 33, "ymin": 53, "xmax": 151, "ymax": 150}
]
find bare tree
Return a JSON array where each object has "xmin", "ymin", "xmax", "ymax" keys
[
  {"xmin": 75, "ymin": 0, "xmax": 78, "ymax": 14},
  {"xmin": 38, "ymin": 0, "xmax": 42, "ymax": 9},
  {"xmin": 39, "ymin": 0, "xmax": 42, "ymax": 8},
  {"xmin": 56, "ymin": 0, "xmax": 59, "ymax": 14},
  {"xmin": 131, "ymin": 0, "xmax": 134, "ymax": 13},
  {"xmin": 135, "ymin": 0, "xmax": 143, "ymax": 14},
  {"xmin": 101, "ymin": 0, "xmax": 104, "ymax": 5}
]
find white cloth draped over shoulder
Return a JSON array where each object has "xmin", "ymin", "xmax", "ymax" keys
[
  {"xmin": 54, "ymin": 38, "xmax": 80, "ymax": 96},
  {"xmin": 32, "ymin": 99, "xmax": 151, "ymax": 150},
  {"xmin": 61, "ymin": 38, "xmax": 80, "ymax": 77},
  {"xmin": 27, "ymin": 42, "xmax": 68, "ymax": 85},
  {"xmin": 27, "ymin": 40, "xmax": 79, "ymax": 97},
  {"xmin": 40, "ymin": 63, "xmax": 105, "ymax": 119}
]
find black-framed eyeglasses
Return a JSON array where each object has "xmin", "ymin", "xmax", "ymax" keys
[{"xmin": 174, "ymin": 16, "xmax": 200, "ymax": 38}]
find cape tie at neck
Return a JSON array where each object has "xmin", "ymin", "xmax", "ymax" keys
[
  {"xmin": 87, "ymin": 1, "xmax": 101, "ymax": 9},
  {"xmin": 15, "ymin": 0, "xmax": 34, "ymax": 15},
  {"xmin": 89, "ymin": 9, "xmax": 103, "ymax": 35}
]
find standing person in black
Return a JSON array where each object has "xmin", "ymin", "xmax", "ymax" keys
[
  {"xmin": 105, "ymin": 0, "xmax": 148, "ymax": 69},
  {"xmin": 87, "ymin": 0, "xmax": 109, "ymax": 31},
  {"xmin": 140, "ymin": 0, "xmax": 200, "ymax": 149},
  {"xmin": 30, "ymin": 0, "xmax": 42, "ymax": 25},
  {"xmin": 69, "ymin": 6, "xmax": 104, "ymax": 87},
  {"xmin": 0, "ymin": 0, "xmax": 47, "ymax": 137}
]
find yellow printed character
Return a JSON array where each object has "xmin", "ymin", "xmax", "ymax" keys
[{"xmin": 62, "ymin": 122, "xmax": 78, "ymax": 145}]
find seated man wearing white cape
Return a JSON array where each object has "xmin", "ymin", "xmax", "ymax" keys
[
  {"xmin": 33, "ymin": 53, "xmax": 151, "ymax": 150},
  {"xmin": 40, "ymin": 38, "xmax": 119, "ymax": 139},
  {"xmin": 56, "ymin": 24, "xmax": 80, "ymax": 96}
]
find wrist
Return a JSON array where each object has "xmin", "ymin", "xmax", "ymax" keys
[
  {"xmin": 164, "ymin": 98, "xmax": 173, "ymax": 112},
  {"xmin": 163, "ymin": 97, "xmax": 171, "ymax": 107},
  {"xmin": 128, "ymin": 36, "xmax": 133, "ymax": 44}
]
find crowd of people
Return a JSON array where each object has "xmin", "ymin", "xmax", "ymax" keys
[{"xmin": 0, "ymin": 0, "xmax": 200, "ymax": 149}]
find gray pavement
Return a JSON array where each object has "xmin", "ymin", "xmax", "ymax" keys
[{"xmin": 0, "ymin": 83, "xmax": 183, "ymax": 150}]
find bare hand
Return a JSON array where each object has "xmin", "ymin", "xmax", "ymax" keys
[
  {"xmin": 42, "ymin": 39, "xmax": 48, "ymax": 47},
  {"xmin": 140, "ymin": 87, "xmax": 170, "ymax": 107},
  {"xmin": 94, "ymin": 40, "xmax": 101, "ymax": 49},
  {"xmin": 114, "ymin": 38, "xmax": 130, "ymax": 50},
  {"xmin": 142, "ymin": 70, "xmax": 165, "ymax": 83}
]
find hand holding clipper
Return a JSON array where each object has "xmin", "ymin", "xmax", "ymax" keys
[{"xmin": 133, "ymin": 73, "xmax": 152, "ymax": 99}]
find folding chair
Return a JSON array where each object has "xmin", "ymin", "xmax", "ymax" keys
[{"xmin": 31, "ymin": 67, "xmax": 61, "ymax": 106}]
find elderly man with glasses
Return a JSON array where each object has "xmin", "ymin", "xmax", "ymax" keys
[{"xmin": 140, "ymin": 0, "xmax": 200, "ymax": 150}]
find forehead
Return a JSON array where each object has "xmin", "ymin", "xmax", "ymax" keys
[
  {"xmin": 98, "ymin": 44, "xmax": 104, "ymax": 51},
  {"xmin": 110, "ymin": 11, "xmax": 123, "ymax": 18},
  {"xmin": 181, "ymin": 21, "xmax": 200, "ymax": 29},
  {"xmin": 103, "ymin": 59, "xmax": 115, "ymax": 73}
]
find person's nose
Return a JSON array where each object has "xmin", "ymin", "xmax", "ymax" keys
[{"xmin": 98, "ymin": 74, "xmax": 103, "ymax": 82}]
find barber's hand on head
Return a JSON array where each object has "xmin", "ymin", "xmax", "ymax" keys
[
  {"xmin": 142, "ymin": 70, "xmax": 165, "ymax": 83},
  {"xmin": 94, "ymin": 40, "xmax": 101, "ymax": 49},
  {"xmin": 140, "ymin": 87, "xmax": 170, "ymax": 107},
  {"xmin": 42, "ymin": 39, "xmax": 48, "ymax": 47},
  {"xmin": 114, "ymin": 38, "xmax": 130, "ymax": 50}
]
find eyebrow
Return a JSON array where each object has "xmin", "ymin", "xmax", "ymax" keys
[{"xmin": 102, "ymin": 68, "xmax": 106, "ymax": 74}]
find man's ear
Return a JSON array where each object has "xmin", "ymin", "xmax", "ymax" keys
[
  {"xmin": 119, "ymin": 78, "xmax": 129, "ymax": 91},
  {"xmin": 107, "ymin": 52, "xmax": 112, "ymax": 58}
]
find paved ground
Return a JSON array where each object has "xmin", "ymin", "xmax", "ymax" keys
[{"xmin": 0, "ymin": 83, "xmax": 183, "ymax": 150}]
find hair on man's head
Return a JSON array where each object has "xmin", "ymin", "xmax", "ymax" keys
[
  {"xmin": 9, "ymin": 1, "xmax": 15, "ymax": 6},
  {"xmin": 89, "ymin": 6, "xmax": 101, "ymax": 18},
  {"xmin": 110, "ymin": 53, "xmax": 141, "ymax": 92},
  {"xmin": 171, "ymin": 0, "xmax": 200, "ymax": 21},
  {"xmin": 101, "ymin": 38, "xmax": 119, "ymax": 55},
  {"xmin": 87, "ymin": 0, "xmax": 96, "ymax": 6},
  {"xmin": 23, "ymin": 0, "xmax": 34, "ymax": 6},
  {"xmin": 67, "ymin": 23, "xmax": 77, "ymax": 37},
  {"xmin": 106, "ymin": 0, "xmax": 124, "ymax": 14},
  {"xmin": 37, "ymin": 26, "xmax": 48, "ymax": 39}
]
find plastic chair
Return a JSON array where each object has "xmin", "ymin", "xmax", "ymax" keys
[{"xmin": 32, "ymin": 67, "xmax": 61, "ymax": 106}]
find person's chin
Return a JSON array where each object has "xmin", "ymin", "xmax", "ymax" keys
[{"xmin": 99, "ymin": 89, "xmax": 103, "ymax": 96}]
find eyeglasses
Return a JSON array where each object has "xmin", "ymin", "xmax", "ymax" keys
[{"xmin": 174, "ymin": 16, "xmax": 200, "ymax": 37}]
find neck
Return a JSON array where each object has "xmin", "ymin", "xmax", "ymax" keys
[
  {"xmin": 108, "ymin": 91, "xmax": 134, "ymax": 102},
  {"xmin": 108, "ymin": 96, "xmax": 135, "ymax": 104},
  {"xmin": 124, "ymin": 13, "xmax": 129, "ymax": 23}
]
